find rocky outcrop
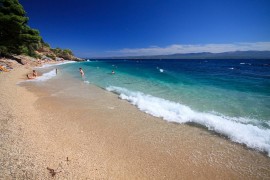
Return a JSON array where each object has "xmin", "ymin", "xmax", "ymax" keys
[
  {"xmin": 55, "ymin": 53, "xmax": 82, "ymax": 61},
  {"xmin": 0, "ymin": 55, "xmax": 41, "ymax": 71},
  {"xmin": 13, "ymin": 55, "xmax": 41, "ymax": 66},
  {"xmin": 36, "ymin": 47, "xmax": 83, "ymax": 61},
  {"xmin": 0, "ymin": 47, "xmax": 84, "ymax": 71},
  {"xmin": 0, "ymin": 57, "xmax": 22, "ymax": 70},
  {"xmin": 70, "ymin": 56, "xmax": 84, "ymax": 61}
]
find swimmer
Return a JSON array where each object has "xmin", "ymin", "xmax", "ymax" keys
[{"xmin": 79, "ymin": 68, "xmax": 84, "ymax": 77}]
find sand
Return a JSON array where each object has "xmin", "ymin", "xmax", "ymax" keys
[{"xmin": 1, "ymin": 66, "xmax": 270, "ymax": 179}]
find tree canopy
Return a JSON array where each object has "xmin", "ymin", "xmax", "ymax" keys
[
  {"xmin": 0, "ymin": 0, "xmax": 41, "ymax": 56},
  {"xmin": 51, "ymin": 48, "xmax": 74, "ymax": 59},
  {"xmin": 0, "ymin": 0, "xmax": 75, "ymax": 59}
]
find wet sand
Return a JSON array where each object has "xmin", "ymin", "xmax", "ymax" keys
[{"xmin": 1, "ymin": 67, "xmax": 270, "ymax": 179}]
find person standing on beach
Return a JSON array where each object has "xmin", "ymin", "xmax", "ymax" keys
[{"xmin": 79, "ymin": 68, "xmax": 84, "ymax": 77}]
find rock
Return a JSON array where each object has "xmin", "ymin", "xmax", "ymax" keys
[
  {"xmin": 13, "ymin": 55, "xmax": 40, "ymax": 66},
  {"xmin": 0, "ymin": 58, "xmax": 22, "ymax": 70}
]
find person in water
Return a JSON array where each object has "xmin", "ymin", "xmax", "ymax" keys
[
  {"xmin": 111, "ymin": 70, "xmax": 115, "ymax": 74},
  {"xmin": 27, "ymin": 70, "xmax": 37, "ymax": 79},
  {"xmin": 79, "ymin": 68, "xmax": 84, "ymax": 77}
]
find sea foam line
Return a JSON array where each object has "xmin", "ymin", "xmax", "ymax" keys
[
  {"xmin": 17, "ymin": 61, "xmax": 76, "ymax": 85},
  {"xmin": 30, "ymin": 69, "xmax": 57, "ymax": 82},
  {"xmin": 106, "ymin": 86, "xmax": 270, "ymax": 156},
  {"xmin": 36, "ymin": 60, "xmax": 76, "ymax": 68},
  {"xmin": 17, "ymin": 69, "xmax": 57, "ymax": 84}
]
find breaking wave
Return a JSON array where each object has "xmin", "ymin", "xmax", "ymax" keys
[{"xmin": 106, "ymin": 86, "xmax": 270, "ymax": 156}]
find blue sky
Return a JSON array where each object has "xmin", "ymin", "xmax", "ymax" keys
[{"xmin": 20, "ymin": 0, "xmax": 270, "ymax": 57}]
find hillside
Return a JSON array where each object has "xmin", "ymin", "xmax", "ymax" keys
[
  {"xmin": 100, "ymin": 51, "xmax": 270, "ymax": 60},
  {"xmin": 0, "ymin": 0, "xmax": 82, "ymax": 71}
]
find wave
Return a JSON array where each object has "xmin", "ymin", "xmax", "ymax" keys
[
  {"xmin": 36, "ymin": 61, "xmax": 76, "ymax": 68},
  {"xmin": 106, "ymin": 86, "xmax": 270, "ymax": 156},
  {"xmin": 31, "ymin": 69, "xmax": 57, "ymax": 82},
  {"xmin": 20, "ymin": 69, "xmax": 57, "ymax": 83},
  {"xmin": 240, "ymin": 63, "xmax": 252, "ymax": 65}
]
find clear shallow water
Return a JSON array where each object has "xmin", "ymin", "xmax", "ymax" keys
[
  {"xmin": 65, "ymin": 59, "xmax": 270, "ymax": 120},
  {"xmin": 28, "ymin": 59, "xmax": 270, "ymax": 155}
]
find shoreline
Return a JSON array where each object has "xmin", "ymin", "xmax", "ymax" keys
[
  {"xmin": 1, "ymin": 65, "xmax": 270, "ymax": 179},
  {"xmin": 0, "ymin": 67, "xmax": 49, "ymax": 178}
]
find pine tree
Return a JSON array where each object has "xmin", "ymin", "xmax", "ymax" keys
[{"xmin": 0, "ymin": 0, "xmax": 41, "ymax": 56}]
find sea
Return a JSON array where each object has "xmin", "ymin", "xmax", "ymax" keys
[{"xmin": 26, "ymin": 59, "xmax": 270, "ymax": 156}]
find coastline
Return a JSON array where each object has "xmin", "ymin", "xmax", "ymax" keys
[{"xmin": 1, "ymin": 66, "xmax": 270, "ymax": 179}]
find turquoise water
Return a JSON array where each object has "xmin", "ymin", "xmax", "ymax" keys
[
  {"xmin": 64, "ymin": 60, "xmax": 270, "ymax": 120},
  {"xmin": 34, "ymin": 59, "xmax": 270, "ymax": 155}
]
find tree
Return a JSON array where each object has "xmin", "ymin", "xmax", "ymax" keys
[{"xmin": 0, "ymin": 0, "xmax": 41, "ymax": 56}]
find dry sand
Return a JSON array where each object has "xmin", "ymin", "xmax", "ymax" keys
[{"xmin": 1, "ymin": 67, "xmax": 270, "ymax": 179}]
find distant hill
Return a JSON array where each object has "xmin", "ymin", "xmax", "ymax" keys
[{"xmin": 95, "ymin": 51, "xmax": 270, "ymax": 60}]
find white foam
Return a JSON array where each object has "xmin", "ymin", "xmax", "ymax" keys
[
  {"xmin": 106, "ymin": 86, "xmax": 270, "ymax": 156},
  {"xmin": 26, "ymin": 70, "xmax": 56, "ymax": 82},
  {"xmin": 229, "ymin": 67, "xmax": 234, "ymax": 70},
  {"xmin": 36, "ymin": 61, "xmax": 76, "ymax": 68},
  {"xmin": 157, "ymin": 67, "xmax": 164, "ymax": 73},
  {"xmin": 17, "ymin": 69, "xmax": 58, "ymax": 85},
  {"xmin": 240, "ymin": 63, "xmax": 252, "ymax": 66}
]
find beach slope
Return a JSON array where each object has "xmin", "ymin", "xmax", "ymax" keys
[{"xmin": 0, "ymin": 67, "xmax": 270, "ymax": 179}]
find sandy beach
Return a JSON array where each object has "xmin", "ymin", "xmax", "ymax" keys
[{"xmin": 1, "ymin": 66, "xmax": 270, "ymax": 179}]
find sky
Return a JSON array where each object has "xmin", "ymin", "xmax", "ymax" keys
[{"xmin": 19, "ymin": 0, "xmax": 270, "ymax": 57}]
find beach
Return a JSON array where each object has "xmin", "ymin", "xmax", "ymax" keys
[{"xmin": 1, "ymin": 66, "xmax": 270, "ymax": 179}]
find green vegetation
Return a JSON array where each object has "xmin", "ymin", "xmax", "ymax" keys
[
  {"xmin": 0, "ymin": 0, "xmax": 42, "ymax": 57},
  {"xmin": 0, "ymin": 0, "xmax": 75, "ymax": 59},
  {"xmin": 51, "ymin": 48, "xmax": 74, "ymax": 59}
]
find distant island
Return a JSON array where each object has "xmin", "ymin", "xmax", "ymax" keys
[{"xmin": 93, "ymin": 51, "xmax": 270, "ymax": 60}]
